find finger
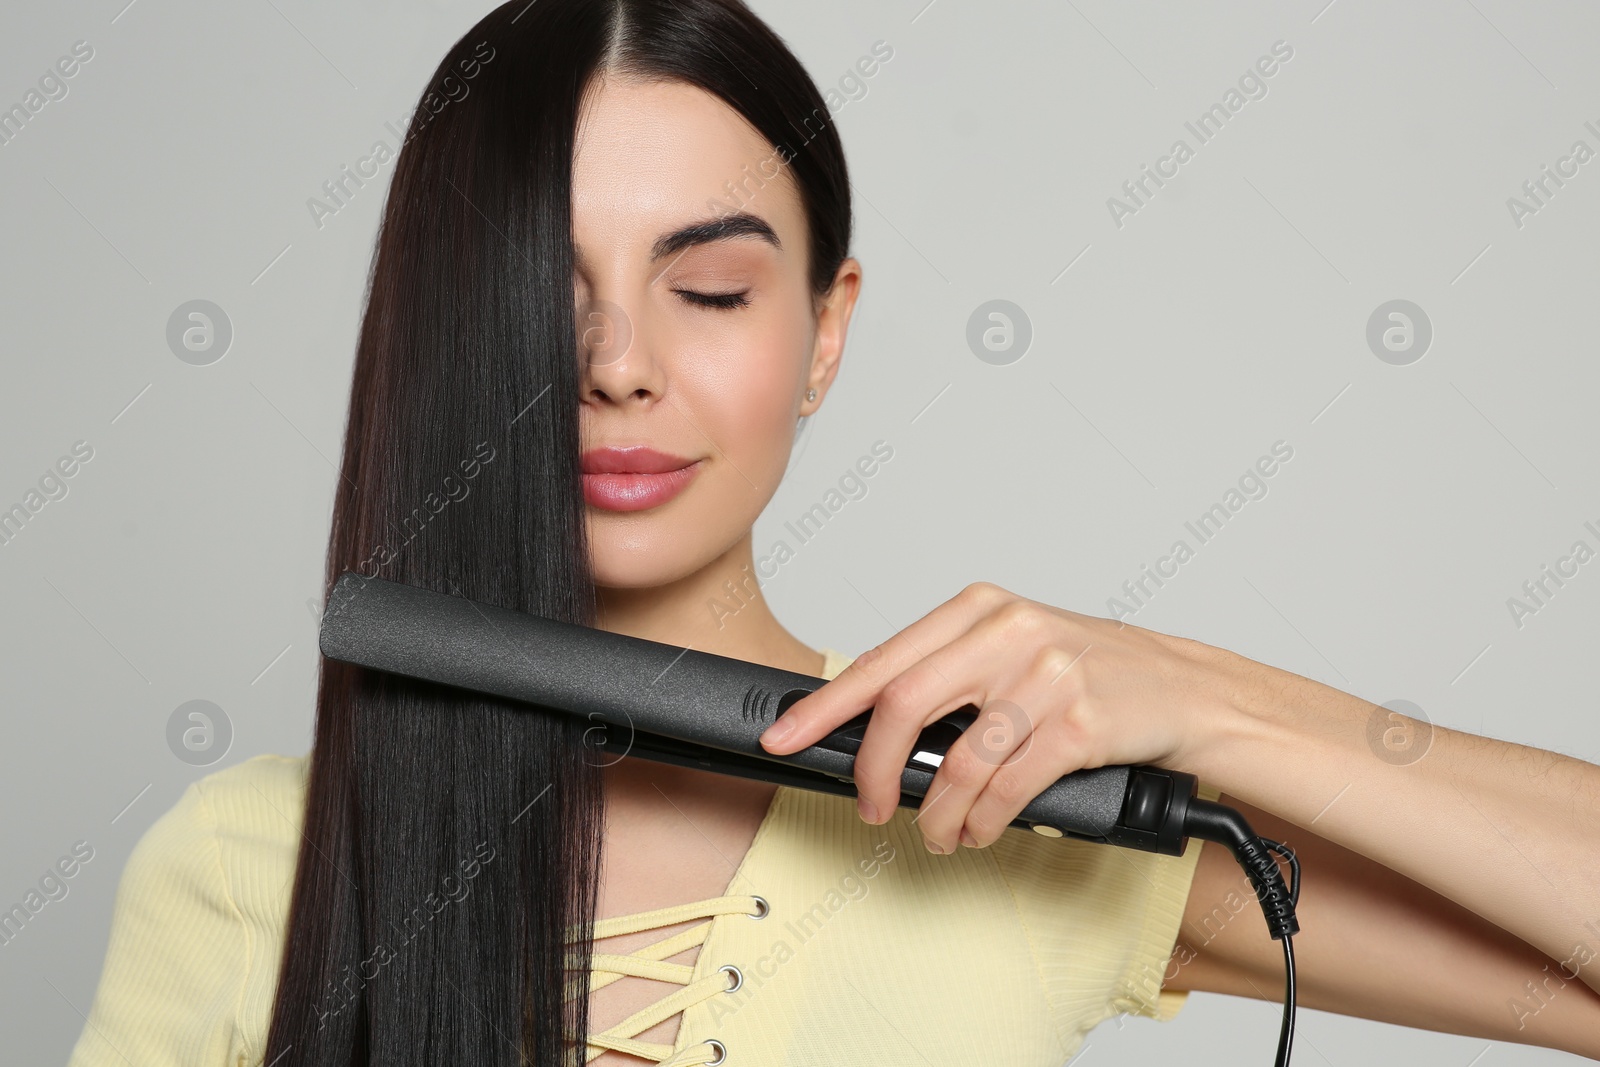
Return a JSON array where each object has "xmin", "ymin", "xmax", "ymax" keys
[
  {"xmin": 912, "ymin": 695, "xmax": 1039, "ymax": 853},
  {"xmin": 850, "ymin": 612, "xmax": 1032, "ymax": 830},
  {"xmin": 961, "ymin": 648, "xmax": 1099, "ymax": 847},
  {"xmin": 962, "ymin": 715, "xmax": 1087, "ymax": 848},
  {"xmin": 756, "ymin": 582, "xmax": 1011, "ymax": 755},
  {"xmin": 883, "ymin": 612, "xmax": 1048, "ymax": 847}
]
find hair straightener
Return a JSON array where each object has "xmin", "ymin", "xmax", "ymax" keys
[{"xmin": 316, "ymin": 571, "xmax": 1300, "ymax": 1065}]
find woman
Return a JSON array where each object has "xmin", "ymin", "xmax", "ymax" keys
[{"xmin": 67, "ymin": 0, "xmax": 1600, "ymax": 1064}]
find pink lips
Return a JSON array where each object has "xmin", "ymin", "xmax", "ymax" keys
[{"xmin": 580, "ymin": 445, "xmax": 702, "ymax": 512}]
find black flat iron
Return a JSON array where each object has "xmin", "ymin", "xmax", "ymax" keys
[{"xmin": 318, "ymin": 571, "xmax": 1198, "ymax": 852}]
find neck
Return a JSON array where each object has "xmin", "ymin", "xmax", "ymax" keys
[
  {"xmin": 593, "ymin": 529, "xmax": 825, "ymax": 679},
  {"xmin": 593, "ymin": 530, "xmax": 823, "ymax": 817}
]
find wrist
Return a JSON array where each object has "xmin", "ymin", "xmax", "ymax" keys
[{"xmin": 1167, "ymin": 639, "xmax": 1297, "ymax": 786}]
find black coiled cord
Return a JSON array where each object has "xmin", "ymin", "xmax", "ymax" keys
[{"xmin": 1183, "ymin": 800, "xmax": 1301, "ymax": 1066}]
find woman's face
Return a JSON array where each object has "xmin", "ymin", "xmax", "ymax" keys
[{"xmin": 571, "ymin": 74, "xmax": 856, "ymax": 591}]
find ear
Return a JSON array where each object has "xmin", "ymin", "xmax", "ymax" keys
[{"xmin": 805, "ymin": 257, "xmax": 862, "ymax": 411}]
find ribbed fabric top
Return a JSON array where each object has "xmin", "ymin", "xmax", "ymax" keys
[{"xmin": 67, "ymin": 646, "xmax": 1218, "ymax": 1067}]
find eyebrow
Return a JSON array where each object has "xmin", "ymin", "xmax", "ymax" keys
[{"xmin": 650, "ymin": 211, "xmax": 782, "ymax": 261}]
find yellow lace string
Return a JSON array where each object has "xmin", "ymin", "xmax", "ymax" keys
[{"xmin": 564, "ymin": 894, "xmax": 765, "ymax": 1066}]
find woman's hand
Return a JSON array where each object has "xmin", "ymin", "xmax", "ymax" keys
[{"xmin": 758, "ymin": 581, "xmax": 1250, "ymax": 853}]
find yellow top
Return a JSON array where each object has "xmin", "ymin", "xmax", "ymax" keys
[{"xmin": 68, "ymin": 647, "xmax": 1219, "ymax": 1067}]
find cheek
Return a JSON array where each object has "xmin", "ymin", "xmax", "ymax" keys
[{"xmin": 685, "ymin": 320, "xmax": 806, "ymax": 471}]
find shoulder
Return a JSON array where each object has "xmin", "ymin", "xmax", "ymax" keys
[
  {"xmin": 147, "ymin": 753, "xmax": 309, "ymax": 894},
  {"xmin": 65, "ymin": 753, "xmax": 309, "ymax": 1067},
  {"xmin": 185, "ymin": 752, "xmax": 310, "ymax": 843},
  {"xmin": 126, "ymin": 752, "xmax": 307, "ymax": 900},
  {"xmin": 180, "ymin": 752, "xmax": 310, "ymax": 925}
]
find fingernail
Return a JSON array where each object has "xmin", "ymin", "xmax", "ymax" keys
[
  {"xmin": 761, "ymin": 718, "xmax": 794, "ymax": 748},
  {"xmin": 925, "ymin": 837, "xmax": 944, "ymax": 854},
  {"xmin": 857, "ymin": 796, "xmax": 878, "ymax": 824},
  {"xmin": 959, "ymin": 828, "xmax": 978, "ymax": 849}
]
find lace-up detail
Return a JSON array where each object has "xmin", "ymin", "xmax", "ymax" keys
[{"xmin": 567, "ymin": 893, "xmax": 767, "ymax": 1066}]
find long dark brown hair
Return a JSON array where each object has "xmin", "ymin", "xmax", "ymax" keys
[{"xmin": 262, "ymin": 0, "xmax": 851, "ymax": 1063}]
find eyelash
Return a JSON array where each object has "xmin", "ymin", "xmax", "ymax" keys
[{"xmin": 676, "ymin": 289, "xmax": 750, "ymax": 311}]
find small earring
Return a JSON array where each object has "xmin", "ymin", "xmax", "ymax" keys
[{"xmin": 805, "ymin": 388, "xmax": 817, "ymax": 402}]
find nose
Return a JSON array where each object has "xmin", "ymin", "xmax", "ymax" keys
[{"xmin": 578, "ymin": 294, "xmax": 662, "ymax": 407}]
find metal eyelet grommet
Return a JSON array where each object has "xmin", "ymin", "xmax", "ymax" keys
[
  {"xmin": 703, "ymin": 1038, "xmax": 727, "ymax": 1065},
  {"xmin": 748, "ymin": 895, "xmax": 769, "ymax": 919},
  {"xmin": 719, "ymin": 963, "xmax": 743, "ymax": 994}
]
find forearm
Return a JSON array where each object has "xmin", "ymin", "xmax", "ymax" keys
[{"xmin": 1178, "ymin": 645, "xmax": 1600, "ymax": 997}]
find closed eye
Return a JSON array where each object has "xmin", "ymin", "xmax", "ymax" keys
[{"xmin": 676, "ymin": 289, "xmax": 750, "ymax": 310}]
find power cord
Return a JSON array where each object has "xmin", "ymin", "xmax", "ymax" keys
[{"xmin": 1183, "ymin": 799, "xmax": 1301, "ymax": 1066}]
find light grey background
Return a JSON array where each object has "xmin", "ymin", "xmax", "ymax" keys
[{"xmin": 3, "ymin": 0, "xmax": 1597, "ymax": 1063}]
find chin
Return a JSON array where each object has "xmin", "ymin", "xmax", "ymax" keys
[{"xmin": 588, "ymin": 531, "xmax": 698, "ymax": 590}]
